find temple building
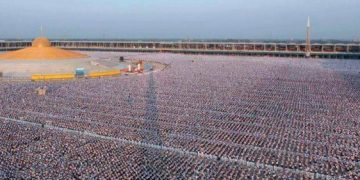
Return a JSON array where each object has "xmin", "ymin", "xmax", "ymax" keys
[{"xmin": 0, "ymin": 37, "xmax": 87, "ymax": 60}]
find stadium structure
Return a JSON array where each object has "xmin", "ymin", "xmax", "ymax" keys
[{"xmin": 1, "ymin": 39, "xmax": 360, "ymax": 59}]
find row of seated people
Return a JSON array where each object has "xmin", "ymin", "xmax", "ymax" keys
[
  {"xmin": 0, "ymin": 119, "xmax": 317, "ymax": 179},
  {"xmin": 0, "ymin": 53, "xmax": 359, "ymax": 178}
]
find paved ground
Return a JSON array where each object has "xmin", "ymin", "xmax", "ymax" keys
[{"xmin": 0, "ymin": 51, "xmax": 128, "ymax": 78}]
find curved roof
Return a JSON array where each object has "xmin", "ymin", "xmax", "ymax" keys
[
  {"xmin": 32, "ymin": 37, "xmax": 51, "ymax": 47},
  {"xmin": 0, "ymin": 37, "xmax": 87, "ymax": 60}
]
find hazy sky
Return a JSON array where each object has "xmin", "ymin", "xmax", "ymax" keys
[{"xmin": 0, "ymin": 0, "xmax": 359, "ymax": 40}]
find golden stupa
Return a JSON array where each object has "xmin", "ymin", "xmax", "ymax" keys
[{"xmin": 0, "ymin": 37, "xmax": 87, "ymax": 60}]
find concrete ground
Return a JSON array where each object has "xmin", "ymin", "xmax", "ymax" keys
[{"xmin": 0, "ymin": 51, "xmax": 135, "ymax": 78}]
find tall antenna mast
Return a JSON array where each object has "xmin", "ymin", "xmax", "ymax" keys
[
  {"xmin": 306, "ymin": 17, "xmax": 311, "ymax": 58},
  {"xmin": 40, "ymin": 25, "xmax": 44, "ymax": 36}
]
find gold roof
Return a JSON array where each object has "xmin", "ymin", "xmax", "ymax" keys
[
  {"xmin": 0, "ymin": 37, "xmax": 87, "ymax": 60},
  {"xmin": 32, "ymin": 37, "xmax": 51, "ymax": 47}
]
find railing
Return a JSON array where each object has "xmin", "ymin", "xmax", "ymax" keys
[{"xmin": 1, "ymin": 41, "xmax": 359, "ymax": 59}]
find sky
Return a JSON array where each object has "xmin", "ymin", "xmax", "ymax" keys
[{"xmin": 0, "ymin": 0, "xmax": 359, "ymax": 40}]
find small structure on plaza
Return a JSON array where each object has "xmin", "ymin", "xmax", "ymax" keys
[
  {"xmin": 75, "ymin": 68, "xmax": 86, "ymax": 78},
  {"xmin": 35, "ymin": 86, "xmax": 48, "ymax": 96},
  {"xmin": 126, "ymin": 60, "xmax": 145, "ymax": 73},
  {"xmin": 135, "ymin": 60, "xmax": 144, "ymax": 73}
]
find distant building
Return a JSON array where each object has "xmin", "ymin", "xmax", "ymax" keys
[{"xmin": 0, "ymin": 37, "xmax": 87, "ymax": 60}]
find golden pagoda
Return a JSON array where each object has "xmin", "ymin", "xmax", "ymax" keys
[{"xmin": 0, "ymin": 37, "xmax": 87, "ymax": 60}]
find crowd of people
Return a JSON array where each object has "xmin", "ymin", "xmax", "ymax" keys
[{"xmin": 0, "ymin": 52, "xmax": 360, "ymax": 179}]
